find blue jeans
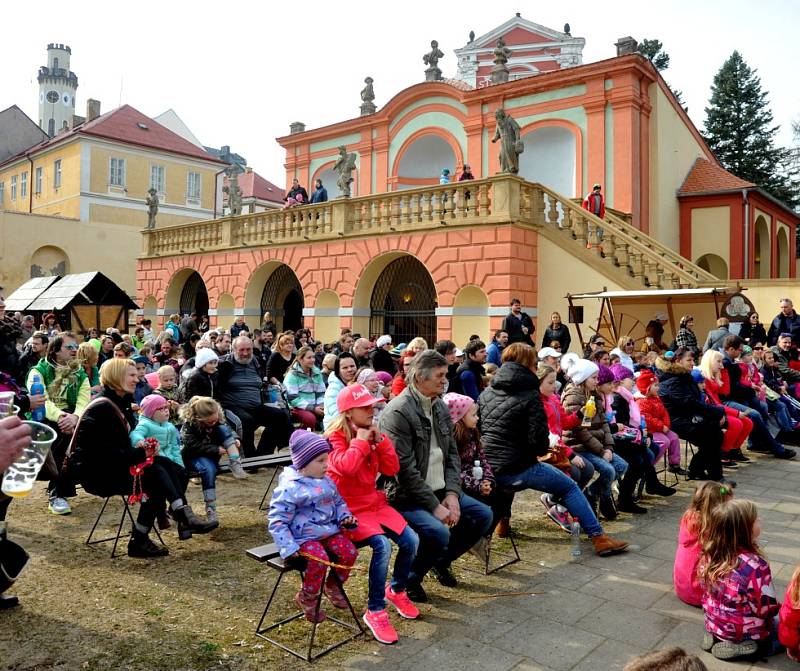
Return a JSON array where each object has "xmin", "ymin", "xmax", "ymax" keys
[
  {"xmin": 189, "ymin": 456, "xmax": 218, "ymax": 491},
  {"xmin": 496, "ymin": 461, "xmax": 603, "ymax": 538},
  {"xmin": 769, "ymin": 398, "xmax": 795, "ymax": 432},
  {"xmin": 723, "ymin": 400, "xmax": 786, "ymax": 454},
  {"xmin": 401, "ymin": 493, "xmax": 493, "ymax": 584},
  {"xmin": 358, "ymin": 526, "xmax": 419, "ymax": 611},
  {"xmin": 581, "ymin": 452, "xmax": 628, "ymax": 500}
]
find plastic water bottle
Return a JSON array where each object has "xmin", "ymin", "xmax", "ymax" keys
[
  {"xmin": 570, "ymin": 517, "xmax": 582, "ymax": 557},
  {"xmin": 29, "ymin": 373, "xmax": 45, "ymax": 423},
  {"xmin": 471, "ymin": 460, "xmax": 483, "ymax": 481}
]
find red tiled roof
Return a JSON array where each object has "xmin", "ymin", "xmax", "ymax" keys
[
  {"xmin": 224, "ymin": 170, "xmax": 283, "ymax": 204},
  {"xmin": 0, "ymin": 104, "xmax": 225, "ymax": 168},
  {"xmin": 678, "ymin": 157, "xmax": 755, "ymax": 195}
]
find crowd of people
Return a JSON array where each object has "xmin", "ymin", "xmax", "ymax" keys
[{"xmin": 1, "ymin": 295, "xmax": 800, "ymax": 662}]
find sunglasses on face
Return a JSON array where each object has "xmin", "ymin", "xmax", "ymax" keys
[{"xmin": 65, "ymin": 343, "xmax": 78, "ymax": 350}]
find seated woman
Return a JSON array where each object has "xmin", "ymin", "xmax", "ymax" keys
[
  {"xmin": 283, "ymin": 346, "xmax": 326, "ymax": 430},
  {"xmin": 322, "ymin": 353, "xmax": 358, "ymax": 430},
  {"xmin": 67, "ymin": 358, "xmax": 217, "ymax": 558},
  {"xmin": 479, "ymin": 343, "xmax": 628, "ymax": 557},
  {"xmin": 656, "ymin": 348, "xmax": 728, "ymax": 485}
]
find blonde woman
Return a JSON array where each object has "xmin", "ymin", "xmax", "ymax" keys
[
  {"xmin": 406, "ymin": 337, "xmax": 428, "ymax": 355},
  {"xmin": 76, "ymin": 342, "xmax": 101, "ymax": 397}
]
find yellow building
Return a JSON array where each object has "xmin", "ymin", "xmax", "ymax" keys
[{"xmin": 0, "ymin": 103, "xmax": 226, "ymax": 294}]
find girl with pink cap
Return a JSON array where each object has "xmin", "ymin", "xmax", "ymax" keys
[{"xmin": 326, "ymin": 384, "xmax": 420, "ymax": 645}]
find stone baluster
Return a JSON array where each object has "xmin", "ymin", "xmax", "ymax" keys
[
  {"xmin": 547, "ymin": 196, "xmax": 560, "ymax": 228},
  {"xmin": 401, "ymin": 194, "xmax": 412, "ymax": 225},
  {"xmin": 390, "ymin": 196, "xmax": 402, "ymax": 228},
  {"xmin": 586, "ymin": 221, "xmax": 599, "ymax": 249},
  {"xmin": 421, "ymin": 191, "xmax": 432, "ymax": 223},
  {"xmin": 603, "ymin": 233, "xmax": 616, "ymax": 263},
  {"xmin": 409, "ymin": 193, "xmax": 420, "ymax": 223},
  {"xmin": 630, "ymin": 252, "xmax": 645, "ymax": 283},
  {"xmin": 475, "ymin": 183, "xmax": 487, "ymax": 217},
  {"xmin": 574, "ymin": 214, "xmax": 587, "ymax": 246}
]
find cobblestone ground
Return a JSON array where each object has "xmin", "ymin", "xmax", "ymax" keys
[{"xmin": 341, "ymin": 452, "xmax": 800, "ymax": 671}]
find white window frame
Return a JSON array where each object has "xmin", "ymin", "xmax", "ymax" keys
[
  {"xmin": 34, "ymin": 167, "xmax": 42, "ymax": 194},
  {"xmin": 10, "ymin": 175, "xmax": 17, "ymax": 200},
  {"xmin": 54, "ymin": 159, "xmax": 62, "ymax": 189},
  {"xmin": 150, "ymin": 164, "xmax": 165, "ymax": 202},
  {"xmin": 109, "ymin": 157, "xmax": 126, "ymax": 191},
  {"xmin": 186, "ymin": 171, "xmax": 201, "ymax": 206},
  {"xmin": 20, "ymin": 171, "xmax": 28, "ymax": 198}
]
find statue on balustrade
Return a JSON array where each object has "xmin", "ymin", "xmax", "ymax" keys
[
  {"xmin": 145, "ymin": 187, "xmax": 158, "ymax": 229},
  {"xmin": 423, "ymin": 40, "xmax": 444, "ymax": 81},
  {"xmin": 333, "ymin": 146, "xmax": 357, "ymax": 198},
  {"xmin": 491, "ymin": 108, "xmax": 523, "ymax": 174},
  {"xmin": 223, "ymin": 169, "xmax": 243, "ymax": 216},
  {"xmin": 360, "ymin": 76, "xmax": 376, "ymax": 115}
]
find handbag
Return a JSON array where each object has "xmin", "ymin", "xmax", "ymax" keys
[
  {"xmin": 538, "ymin": 444, "xmax": 571, "ymax": 471},
  {"xmin": 0, "ymin": 534, "xmax": 30, "ymax": 593}
]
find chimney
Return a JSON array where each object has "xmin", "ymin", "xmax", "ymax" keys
[
  {"xmin": 615, "ymin": 36, "xmax": 638, "ymax": 56},
  {"xmin": 245, "ymin": 166, "xmax": 253, "ymax": 173},
  {"xmin": 86, "ymin": 99, "xmax": 101, "ymax": 122},
  {"xmin": 289, "ymin": 121, "xmax": 306, "ymax": 134}
]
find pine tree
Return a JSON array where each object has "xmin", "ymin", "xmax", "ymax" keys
[
  {"xmin": 637, "ymin": 38, "xmax": 687, "ymax": 110},
  {"xmin": 704, "ymin": 51, "xmax": 799, "ymax": 208}
]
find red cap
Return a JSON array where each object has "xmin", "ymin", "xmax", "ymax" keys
[{"xmin": 337, "ymin": 384, "xmax": 383, "ymax": 413}]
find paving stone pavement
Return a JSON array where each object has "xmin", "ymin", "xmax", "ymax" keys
[{"xmin": 339, "ymin": 452, "xmax": 800, "ymax": 671}]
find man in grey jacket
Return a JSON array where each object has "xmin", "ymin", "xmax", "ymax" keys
[
  {"xmin": 702, "ymin": 317, "xmax": 731, "ymax": 353},
  {"xmin": 379, "ymin": 350, "xmax": 493, "ymax": 602}
]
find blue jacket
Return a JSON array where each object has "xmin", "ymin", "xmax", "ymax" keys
[
  {"xmin": 310, "ymin": 186, "xmax": 328, "ymax": 203},
  {"xmin": 486, "ymin": 341, "xmax": 503, "ymax": 366},
  {"xmin": 130, "ymin": 415, "xmax": 183, "ymax": 468},
  {"xmin": 268, "ymin": 466, "xmax": 352, "ymax": 558}
]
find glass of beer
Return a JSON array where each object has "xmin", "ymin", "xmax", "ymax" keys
[{"xmin": 1, "ymin": 421, "xmax": 57, "ymax": 497}]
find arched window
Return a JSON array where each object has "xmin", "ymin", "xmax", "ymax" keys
[{"xmin": 370, "ymin": 256, "xmax": 437, "ymax": 344}]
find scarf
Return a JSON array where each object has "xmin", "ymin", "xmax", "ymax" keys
[{"xmin": 616, "ymin": 385, "xmax": 641, "ymax": 428}]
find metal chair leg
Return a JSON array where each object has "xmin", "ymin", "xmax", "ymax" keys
[{"xmin": 258, "ymin": 468, "xmax": 280, "ymax": 511}]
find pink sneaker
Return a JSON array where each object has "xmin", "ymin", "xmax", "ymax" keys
[
  {"xmin": 546, "ymin": 505, "xmax": 573, "ymax": 533},
  {"xmin": 385, "ymin": 585, "xmax": 420, "ymax": 619},
  {"xmin": 363, "ymin": 609, "xmax": 398, "ymax": 644}
]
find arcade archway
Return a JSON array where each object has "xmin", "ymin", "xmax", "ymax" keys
[
  {"xmin": 260, "ymin": 264, "xmax": 304, "ymax": 333},
  {"xmin": 696, "ymin": 253, "xmax": 728, "ymax": 280},
  {"xmin": 754, "ymin": 216, "xmax": 771, "ymax": 279},
  {"xmin": 179, "ymin": 271, "xmax": 209, "ymax": 317},
  {"xmin": 394, "ymin": 133, "xmax": 458, "ymax": 190}
]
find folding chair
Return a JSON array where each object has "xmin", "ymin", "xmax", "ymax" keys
[
  {"xmin": 247, "ymin": 543, "xmax": 365, "ymax": 662},
  {"xmin": 86, "ymin": 495, "xmax": 164, "ymax": 558}
]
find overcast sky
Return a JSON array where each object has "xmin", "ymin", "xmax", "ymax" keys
[{"xmin": 4, "ymin": 0, "xmax": 797, "ymax": 185}]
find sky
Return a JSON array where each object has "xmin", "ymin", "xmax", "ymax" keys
[{"xmin": 3, "ymin": 0, "xmax": 798, "ymax": 184}]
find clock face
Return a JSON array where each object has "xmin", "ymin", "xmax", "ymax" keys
[{"xmin": 46, "ymin": 90, "xmax": 59, "ymax": 103}]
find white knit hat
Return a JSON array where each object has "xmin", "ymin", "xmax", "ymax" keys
[
  {"xmin": 195, "ymin": 348, "xmax": 219, "ymax": 369},
  {"xmin": 561, "ymin": 353, "xmax": 599, "ymax": 385},
  {"xmin": 376, "ymin": 335, "xmax": 392, "ymax": 348}
]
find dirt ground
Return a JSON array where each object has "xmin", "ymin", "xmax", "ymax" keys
[{"xmin": 0, "ymin": 463, "xmax": 649, "ymax": 671}]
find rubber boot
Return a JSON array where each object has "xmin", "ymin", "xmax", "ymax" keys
[
  {"xmin": 644, "ymin": 466, "xmax": 676, "ymax": 497},
  {"xmin": 173, "ymin": 504, "xmax": 219, "ymax": 540}
]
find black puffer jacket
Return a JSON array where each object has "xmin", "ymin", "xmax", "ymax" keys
[
  {"xmin": 478, "ymin": 361, "xmax": 548, "ymax": 476},
  {"xmin": 655, "ymin": 358, "xmax": 723, "ymax": 426},
  {"xmin": 181, "ymin": 367, "xmax": 217, "ymax": 403}
]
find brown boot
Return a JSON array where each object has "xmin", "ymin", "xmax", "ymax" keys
[
  {"xmin": 295, "ymin": 590, "xmax": 327, "ymax": 623},
  {"xmin": 591, "ymin": 534, "xmax": 630, "ymax": 556},
  {"xmin": 495, "ymin": 517, "xmax": 511, "ymax": 538}
]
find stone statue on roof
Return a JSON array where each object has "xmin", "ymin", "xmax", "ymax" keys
[
  {"xmin": 360, "ymin": 77, "xmax": 376, "ymax": 116},
  {"xmin": 423, "ymin": 40, "xmax": 444, "ymax": 81},
  {"xmin": 333, "ymin": 146, "xmax": 357, "ymax": 198},
  {"xmin": 491, "ymin": 108, "xmax": 523, "ymax": 174},
  {"xmin": 491, "ymin": 38, "xmax": 512, "ymax": 84},
  {"xmin": 145, "ymin": 187, "xmax": 158, "ymax": 229},
  {"xmin": 223, "ymin": 168, "xmax": 243, "ymax": 216}
]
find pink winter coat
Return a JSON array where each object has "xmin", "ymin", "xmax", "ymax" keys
[
  {"xmin": 674, "ymin": 514, "xmax": 703, "ymax": 607},
  {"xmin": 326, "ymin": 429, "xmax": 407, "ymax": 543}
]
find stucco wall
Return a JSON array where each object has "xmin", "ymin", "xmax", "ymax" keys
[{"xmin": 691, "ymin": 205, "xmax": 730, "ymax": 266}]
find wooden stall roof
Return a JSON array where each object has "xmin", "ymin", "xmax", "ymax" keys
[
  {"xmin": 3, "ymin": 276, "xmax": 62, "ymax": 311},
  {"xmin": 27, "ymin": 272, "xmax": 138, "ymax": 311},
  {"xmin": 567, "ymin": 287, "xmax": 738, "ymax": 305}
]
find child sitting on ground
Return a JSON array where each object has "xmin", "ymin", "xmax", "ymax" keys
[
  {"xmin": 700, "ymin": 498, "xmax": 781, "ymax": 660},
  {"xmin": 180, "ymin": 397, "xmax": 247, "ymax": 524},
  {"xmin": 326, "ymin": 385, "xmax": 420, "ymax": 645},
  {"xmin": 636, "ymin": 369, "xmax": 685, "ymax": 475},
  {"xmin": 779, "ymin": 564, "xmax": 800, "ymax": 661},
  {"xmin": 269, "ymin": 430, "xmax": 359, "ymax": 623},
  {"xmin": 674, "ymin": 481, "xmax": 733, "ymax": 606},
  {"xmin": 153, "ymin": 365, "xmax": 181, "ymax": 427}
]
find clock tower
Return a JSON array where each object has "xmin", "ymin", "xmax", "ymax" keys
[{"xmin": 37, "ymin": 43, "xmax": 78, "ymax": 137}]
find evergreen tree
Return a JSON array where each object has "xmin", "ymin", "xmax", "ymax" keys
[
  {"xmin": 637, "ymin": 38, "xmax": 687, "ymax": 110},
  {"xmin": 704, "ymin": 51, "xmax": 799, "ymax": 208}
]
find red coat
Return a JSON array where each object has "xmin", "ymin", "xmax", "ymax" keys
[
  {"xmin": 582, "ymin": 191, "xmax": 605, "ymax": 219},
  {"xmin": 637, "ymin": 395, "xmax": 671, "ymax": 433},
  {"xmin": 326, "ymin": 429, "xmax": 407, "ymax": 543},
  {"xmin": 779, "ymin": 585, "xmax": 800, "ymax": 659},
  {"xmin": 542, "ymin": 394, "xmax": 577, "ymax": 462}
]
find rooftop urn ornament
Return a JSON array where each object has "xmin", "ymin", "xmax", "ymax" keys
[
  {"xmin": 423, "ymin": 40, "xmax": 444, "ymax": 81},
  {"xmin": 469, "ymin": 30, "xmax": 475, "ymax": 42},
  {"xmin": 223, "ymin": 167, "xmax": 243, "ymax": 216},
  {"xmin": 491, "ymin": 108, "xmax": 523, "ymax": 174},
  {"xmin": 333, "ymin": 145, "xmax": 357, "ymax": 198},
  {"xmin": 360, "ymin": 76, "xmax": 376, "ymax": 116},
  {"xmin": 145, "ymin": 187, "xmax": 158, "ymax": 229},
  {"xmin": 564, "ymin": 23, "xmax": 571, "ymax": 36},
  {"xmin": 491, "ymin": 37, "xmax": 512, "ymax": 84}
]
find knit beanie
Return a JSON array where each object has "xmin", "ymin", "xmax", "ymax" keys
[
  {"xmin": 195, "ymin": 348, "xmax": 219, "ymax": 369},
  {"xmin": 289, "ymin": 429, "xmax": 331, "ymax": 470},
  {"xmin": 610, "ymin": 363, "xmax": 634, "ymax": 383},
  {"xmin": 132, "ymin": 355, "xmax": 149, "ymax": 366},
  {"xmin": 375, "ymin": 371, "xmax": 393, "ymax": 386},
  {"xmin": 636, "ymin": 369, "xmax": 657, "ymax": 395},
  {"xmin": 443, "ymin": 393, "xmax": 474, "ymax": 426},
  {"xmin": 139, "ymin": 394, "xmax": 168, "ymax": 419},
  {"xmin": 691, "ymin": 369, "xmax": 705, "ymax": 384},
  {"xmin": 596, "ymin": 364, "xmax": 615, "ymax": 386},
  {"xmin": 561, "ymin": 353, "xmax": 599, "ymax": 385}
]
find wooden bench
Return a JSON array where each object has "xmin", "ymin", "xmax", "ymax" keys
[{"xmin": 246, "ymin": 542, "xmax": 365, "ymax": 662}]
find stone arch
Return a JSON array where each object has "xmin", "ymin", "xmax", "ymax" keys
[
  {"xmin": 696, "ymin": 253, "xmax": 728, "ymax": 279},
  {"xmin": 313, "ymin": 289, "xmax": 341, "ymax": 345},
  {"xmin": 392, "ymin": 130, "xmax": 462, "ymax": 190},
  {"xmin": 518, "ymin": 121, "xmax": 581, "ymax": 197},
  {"xmin": 165, "ymin": 268, "xmax": 209, "ymax": 317},
  {"xmin": 311, "ymin": 161, "xmax": 359, "ymax": 199},
  {"xmin": 216, "ymin": 293, "xmax": 236, "ymax": 328},
  {"xmin": 452, "ymin": 285, "xmax": 490, "ymax": 348},
  {"xmin": 142, "ymin": 295, "xmax": 158, "ymax": 318},
  {"xmin": 30, "ymin": 245, "xmax": 69, "ymax": 278},
  {"xmin": 776, "ymin": 226, "xmax": 790, "ymax": 278},
  {"xmin": 754, "ymin": 215, "xmax": 771, "ymax": 279},
  {"xmin": 244, "ymin": 261, "xmax": 304, "ymax": 333}
]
